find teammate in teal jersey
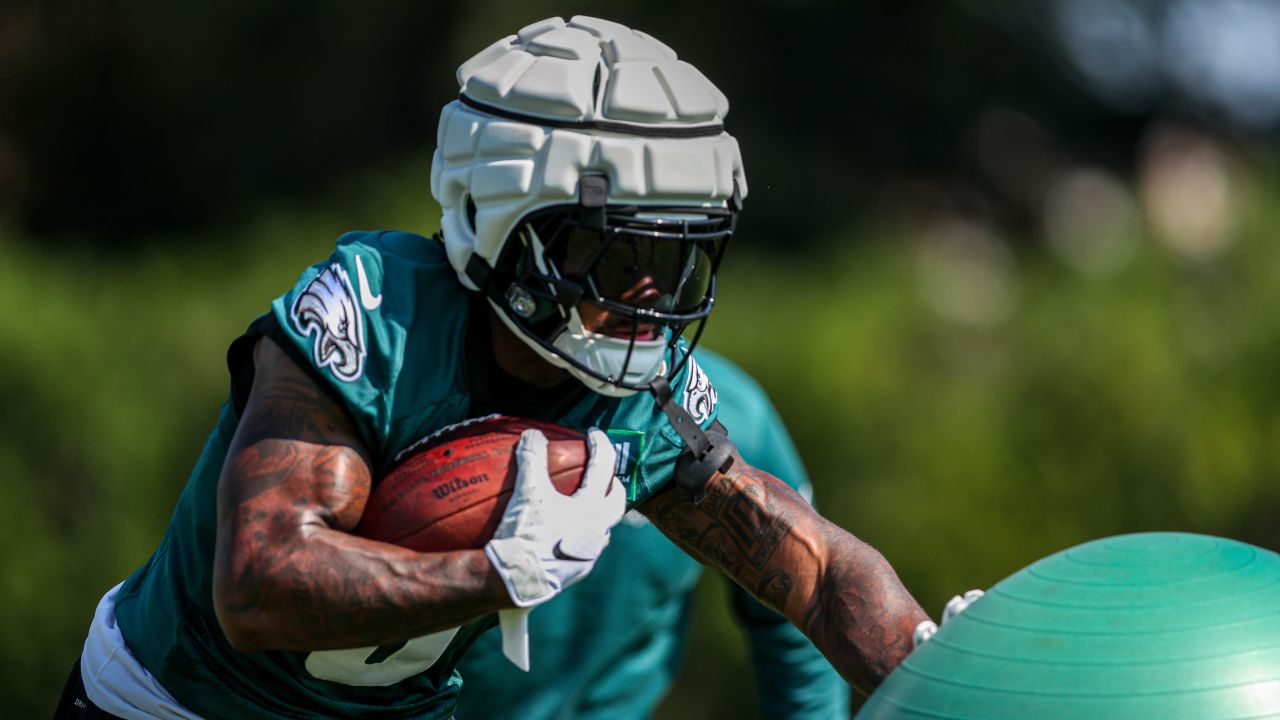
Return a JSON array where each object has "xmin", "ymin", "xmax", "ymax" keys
[
  {"xmin": 56, "ymin": 16, "xmax": 928, "ymax": 720},
  {"xmin": 457, "ymin": 348, "xmax": 850, "ymax": 719}
]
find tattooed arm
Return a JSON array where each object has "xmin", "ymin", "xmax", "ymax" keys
[
  {"xmin": 212, "ymin": 336, "xmax": 511, "ymax": 653},
  {"xmin": 638, "ymin": 449, "xmax": 927, "ymax": 693}
]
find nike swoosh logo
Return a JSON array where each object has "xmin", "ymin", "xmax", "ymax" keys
[
  {"xmin": 552, "ymin": 540, "xmax": 592, "ymax": 562},
  {"xmin": 355, "ymin": 254, "xmax": 382, "ymax": 311}
]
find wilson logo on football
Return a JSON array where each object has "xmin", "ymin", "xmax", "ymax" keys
[{"xmin": 430, "ymin": 473, "xmax": 490, "ymax": 500}]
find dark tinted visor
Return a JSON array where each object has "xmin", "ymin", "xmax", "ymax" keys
[{"xmin": 551, "ymin": 221, "xmax": 721, "ymax": 314}]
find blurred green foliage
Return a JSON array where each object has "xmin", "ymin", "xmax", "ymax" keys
[{"xmin": 4, "ymin": 156, "xmax": 1279, "ymax": 718}]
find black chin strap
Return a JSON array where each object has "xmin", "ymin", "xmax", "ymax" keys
[{"xmin": 650, "ymin": 377, "xmax": 735, "ymax": 502}]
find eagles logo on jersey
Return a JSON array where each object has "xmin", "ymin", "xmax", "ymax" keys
[
  {"xmin": 290, "ymin": 263, "xmax": 367, "ymax": 382},
  {"xmin": 681, "ymin": 355, "xmax": 717, "ymax": 425}
]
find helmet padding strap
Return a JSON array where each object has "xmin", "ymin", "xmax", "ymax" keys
[
  {"xmin": 578, "ymin": 174, "xmax": 608, "ymax": 236},
  {"xmin": 466, "ymin": 253, "xmax": 495, "ymax": 294}
]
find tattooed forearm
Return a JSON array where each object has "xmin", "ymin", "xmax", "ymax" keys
[
  {"xmin": 644, "ymin": 463, "xmax": 800, "ymax": 580},
  {"xmin": 640, "ymin": 458, "xmax": 927, "ymax": 692},
  {"xmin": 212, "ymin": 338, "xmax": 511, "ymax": 653},
  {"xmin": 800, "ymin": 529, "xmax": 926, "ymax": 692},
  {"xmin": 216, "ymin": 487, "xmax": 505, "ymax": 651}
]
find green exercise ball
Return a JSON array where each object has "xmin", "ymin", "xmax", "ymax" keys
[{"xmin": 857, "ymin": 532, "xmax": 1280, "ymax": 719}]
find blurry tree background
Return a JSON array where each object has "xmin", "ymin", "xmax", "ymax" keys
[{"xmin": 3, "ymin": 0, "xmax": 1280, "ymax": 717}]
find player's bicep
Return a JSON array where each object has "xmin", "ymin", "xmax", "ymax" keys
[
  {"xmin": 214, "ymin": 337, "xmax": 376, "ymax": 637},
  {"xmin": 220, "ymin": 336, "xmax": 374, "ymax": 535},
  {"xmin": 637, "ymin": 454, "xmax": 827, "ymax": 619}
]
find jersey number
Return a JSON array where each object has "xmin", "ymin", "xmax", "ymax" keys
[{"xmin": 304, "ymin": 626, "xmax": 460, "ymax": 686}]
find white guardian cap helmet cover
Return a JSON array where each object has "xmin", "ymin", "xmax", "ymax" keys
[{"xmin": 430, "ymin": 16, "xmax": 747, "ymax": 396}]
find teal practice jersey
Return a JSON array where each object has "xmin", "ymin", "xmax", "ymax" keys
[
  {"xmin": 456, "ymin": 349, "xmax": 849, "ymax": 720},
  {"xmin": 110, "ymin": 231, "xmax": 719, "ymax": 720}
]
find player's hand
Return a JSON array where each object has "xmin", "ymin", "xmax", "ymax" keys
[
  {"xmin": 484, "ymin": 428, "xmax": 624, "ymax": 608},
  {"xmin": 912, "ymin": 589, "xmax": 985, "ymax": 647}
]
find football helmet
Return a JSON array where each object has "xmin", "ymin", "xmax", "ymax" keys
[{"xmin": 430, "ymin": 16, "xmax": 747, "ymax": 396}]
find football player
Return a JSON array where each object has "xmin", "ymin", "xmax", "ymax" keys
[
  {"xmin": 457, "ymin": 348, "xmax": 850, "ymax": 719},
  {"xmin": 55, "ymin": 16, "xmax": 927, "ymax": 720}
]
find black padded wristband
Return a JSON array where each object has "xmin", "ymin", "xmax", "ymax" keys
[{"xmin": 673, "ymin": 430, "xmax": 735, "ymax": 502}]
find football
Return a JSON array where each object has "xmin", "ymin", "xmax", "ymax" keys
[{"xmin": 356, "ymin": 415, "xmax": 589, "ymax": 552}]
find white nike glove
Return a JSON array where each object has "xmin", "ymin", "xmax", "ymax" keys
[
  {"xmin": 484, "ymin": 428, "xmax": 625, "ymax": 670},
  {"xmin": 913, "ymin": 589, "xmax": 985, "ymax": 648}
]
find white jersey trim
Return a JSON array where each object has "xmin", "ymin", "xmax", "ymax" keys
[{"xmin": 81, "ymin": 583, "xmax": 206, "ymax": 720}]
